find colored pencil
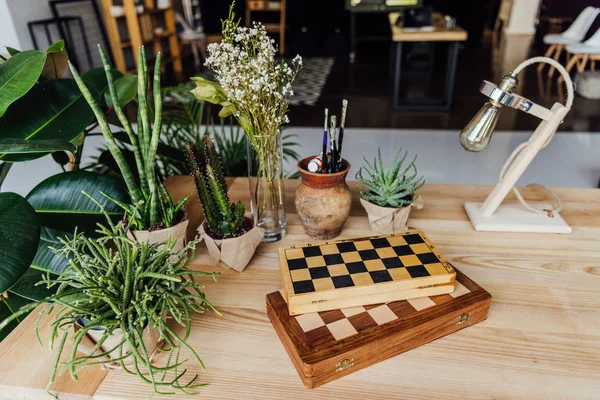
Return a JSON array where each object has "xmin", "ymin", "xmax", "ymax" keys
[
  {"xmin": 330, "ymin": 115, "xmax": 337, "ymax": 173},
  {"xmin": 322, "ymin": 108, "xmax": 329, "ymax": 173}
]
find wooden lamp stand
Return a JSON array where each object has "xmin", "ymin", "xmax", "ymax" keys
[{"xmin": 461, "ymin": 57, "xmax": 574, "ymax": 234}]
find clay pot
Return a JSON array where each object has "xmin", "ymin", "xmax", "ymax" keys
[
  {"xmin": 128, "ymin": 217, "xmax": 190, "ymax": 252},
  {"xmin": 295, "ymin": 156, "xmax": 352, "ymax": 240}
]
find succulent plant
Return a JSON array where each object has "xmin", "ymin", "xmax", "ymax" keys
[
  {"xmin": 185, "ymin": 137, "xmax": 246, "ymax": 238},
  {"xmin": 356, "ymin": 148, "xmax": 425, "ymax": 208}
]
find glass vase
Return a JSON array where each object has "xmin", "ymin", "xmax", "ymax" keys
[{"xmin": 247, "ymin": 131, "xmax": 286, "ymax": 242}]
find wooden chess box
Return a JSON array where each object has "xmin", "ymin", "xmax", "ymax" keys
[
  {"xmin": 278, "ymin": 232, "xmax": 456, "ymax": 315},
  {"xmin": 267, "ymin": 268, "xmax": 491, "ymax": 388}
]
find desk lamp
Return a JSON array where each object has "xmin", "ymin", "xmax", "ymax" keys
[{"xmin": 459, "ymin": 56, "xmax": 574, "ymax": 234}]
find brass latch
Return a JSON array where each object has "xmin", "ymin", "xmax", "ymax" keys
[
  {"xmin": 456, "ymin": 313, "xmax": 471, "ymax": 325},
  {"xmin": 335, "ymin": 358, "xmax": 355, "ymax": 372}
]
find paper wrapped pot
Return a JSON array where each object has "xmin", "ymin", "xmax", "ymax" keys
[{"xmin": 360, "ymin": 196, "xmax": 423, "ymax": 234}]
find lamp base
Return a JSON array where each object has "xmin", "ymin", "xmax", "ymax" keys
[{"xmin": 464, "ymin": 202, "xmax": 572, "ymax": 234}]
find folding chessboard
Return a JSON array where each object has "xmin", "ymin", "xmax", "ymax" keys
[
  {"xmin": 278, "ymin": 232, "xmax": 456, "ymax": 315},
  {"xmin": 267, "ymin": 268, "xmax": 492, "ymax": 388}
]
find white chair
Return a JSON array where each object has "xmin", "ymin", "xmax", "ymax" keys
[
  {"xmin": 560, "ymin": 27, "xmax": 600, "ymax": 83},
  {"xmin": 538, "ymin": 6, "xmax": 600, "ymax": 77},
  {"xmin": 175, "ymin": 12, "xmax": 207, "ymax": 71}
]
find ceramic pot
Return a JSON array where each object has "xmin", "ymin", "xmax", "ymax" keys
[
  {"xmin": 128, "ymin": 217, "xmax": 190, "ymax": 251},
  {"xmin": 360, "ymin": 196, "xmax": 423, "ymax": 234},
  {"xmin": 295, "ymin": 156, "xmax": 352, "ymax": 240},
  {"xmin": 199, "ymin": 213, "xmax": 265, "ymax": 272},
  {"xmin": 74, "ymin": 320, "xmax": 161, "ymax": 368}
]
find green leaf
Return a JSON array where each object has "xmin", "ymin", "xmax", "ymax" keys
[
  {"xmin": 5, "ymin": 47, "xmax": 21, "ymax": 56},
  {"xmin": 190, "ymin": 76, "xmax": 228, "ymax": 104},
  {"xmin": 0, "ymin": 138, "xmax": 76, "ymax": 155},
  {"xmin": 0, "ymin": 79, "xmax": 94, "ymax": 162},
  {"xmin": 82, "ymin": 66, "xmax": 123, "ymax": 105},
  {"xmin": 0, "ymin": 192, "xmax": 41, "ymax": 293},
  {"xmin": 45, "ymin": 40, "xmax": 65, "ymax": 53},
  {"xmin": 9, "ymin": 269, "xmax": 57, "ymax": 301},
  {"xmin": 0, "ymin": 50, "xmax": 47, "ymax": 117},
  {"xmin": 104, "ymin": 74, "xmax": 137, "ymax": 107},
  {"xmin": 26, "ymin": 171, "xmax": 130, "ymax": 235}
]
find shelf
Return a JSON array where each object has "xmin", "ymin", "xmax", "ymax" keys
[
  {"xmin": 119, "ymin": 31, "xmax": 175, "ymax": 48},
  {"xmin": 264, "ymin": 23, "xmax": 282, "ymax": 33}
]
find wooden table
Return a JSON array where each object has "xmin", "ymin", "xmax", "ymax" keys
[
  {"xmin": 389, "ymin": 12, "xmax": 468, "ymax": 111},
  {"xmin": 1, "ymin": 177, "xmax": 600, "ymax": 399}
]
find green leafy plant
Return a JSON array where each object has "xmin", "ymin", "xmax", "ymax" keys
[
  {"xmin": 356, "ymin": 148, "xmax": 425, "ymax": 208},
  {"xmin": 70, "ymin": 45, "xmax": 190, "ymax": 231},
  {"xmin": 0, "ymin": 199, "xmax": 218, "ymax": 395},
  {"xmin": 0, "ymin": 41, "xmax": 133, "ymax": 339},
  {"xmin": 185, "ymin": 138, "xmax": 248, "ymax": 239}
]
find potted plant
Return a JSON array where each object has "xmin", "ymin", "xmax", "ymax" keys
[
  {"xmin": 190, "ymin": 1, "xmax": 302, "ymax": 242},
  {"xmin": 356, "ymin": 148, "xmax": 425, "ymax": 234},
  {"xmin": 0, "ymin": 197, "xmax": 218, "ymax": 395},
  {"xmin": 185, "ymin": 139, "xmax": 264, "ymax": 272},
  {"xmin": 69, "ymin": 46, "xmax": 191, "ymax": 250}
]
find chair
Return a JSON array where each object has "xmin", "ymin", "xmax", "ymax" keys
[
  {"xmin": 175, "ymin": 12, "xmax": 207, "ymax": 71},
  {"xmin": 559, "ymin": 27, "xmax": 600, "ymax": 84},
  {"xmin": 538, "ymin": 6, "xmax": 599, "ymax": 77}
]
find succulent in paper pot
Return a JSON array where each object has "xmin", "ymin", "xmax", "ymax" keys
[
  {"xmin": 356, "ymin": 148, "xmax": 425, "ymax": 208},
  {"xmin": 356, "ymin": 148, "xmax": 424, "ymax": 234}
]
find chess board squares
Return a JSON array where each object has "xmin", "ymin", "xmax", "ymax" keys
[
  {"xmin": 407, "ymin": 296, "xmax": 436, "ymax": 311},
  {"xmin": 370, "ymin": 238, "xmax": 392, "ymax": 248},
  {"xmin": 399, "ymin": 255, "xmax": 422, "ymax": 267},
  {"xmin": 346, "ymin": 261, "xmax": 368, "ymax": 274},
  {"xmin": 354, "ymin": 240, "xmax": 375, "ymax": 251},
  {"xmin": 431, "ymin": 294, "xmax": 454, "ymax": 305},
  {"xmin": 450, "ymin": 281, "xmax": 470, "ymax": 298},
  {"xmin": 303, "ymin": 246, "xmax": 322, "ymax": 257},
  {"xmin": 369, "ymin": 270, "xmax": 393, "ymax": 283},
  {"xmin": 336, "ymin": 242, "xmax": 357, "ymax": 253},
  {"xmin": 340, "ymin": 306, "xmax": 366, "ymax": 318},
  {"xmin": 319, "ymin": 309, "xmax": 346, "ymax": 324},
  {"xmin": 358, "ymin": 249, "xmax": 379, "ymax": 260},
  {"xmin": 327, "ymin": 264, "xmax": 349, "ymax": 277},
  {"xmin": 292, "ymin": 280, "xmax": 315, "ymax": 294},
  {"xmin": 285, "ymin": 248, "xmax": 305, "ymax": 260},
  {"xmin": 313, "ymin": 277, "xmax": 335, "ymax": 291},
  {"xmin": 350, "ymin": 272, "xmax": 373, "ymax": 286},
  {"xmin": 424, "ymin": 263, "xmax": 448, "ymax": 276},
  {"xmin": 393, "ymin": 245, "xmax": 414, "ymax": 256},
  {"xmin": 326, "ymin": 318, "xmax": 358, "ymax": 340},
  {"xmin": 323, "ymin": 253, "xmax": 344, "ymax": 265},
  {"xmin": 404, "ymin": 233, "xmax": 425, "ymax": 244},
  {"xmin": 364, "ymin": 259, "xmax": 386, "ymax": 272},
  {"xmin": 306, "ymin": 256, "xmax": 326, "ymax": 268},
  {"xmin": 405, "ymin": 265, "xmax": 430, "ymax": 278},
  {"xmin": 309, "ymin": 266, "xmax": 329, "ymax": 280},
  {"xmin": 295, "ymin": 312, "xmax": 325, "ymax": 332},
  {"xmin": 287, "ymin": 258, "xmax": 309, "ymax": 271},
  {"xmin": 387, "ymin": 300, "xmax": 418, "ymax": 318},
  {"xmin": 381, "ymin": 257, "xmax": 403, "ymax": 269},
  {"xmin": 367, "ymin": 305, "xmax": 398, "ymax": 325},
  {"xmin": 388, "ymin": 267, "xmax": 411, "ymax": 281},
  {"xmin": 386, "ymin": 235, "xmax": 408, "ymax": 246},
  {"xmin": 341, "ymin": 251, "xmax": 362, "ymax": 263},
  {"xmin": 319, "ymin": 244, "xmax": 340, "ymax": 255},
  {"xmin": 409, "ymin": 243, "xmax": 432, "ymax": 254},
  {"xmin": 417, "ymin": 252, "xmax": 441, "ymax": 265},
  {"xmin": 375, "ymin": 247, "xmax": 397, "ymax": 259},
  {"xmin": 332, "ymin": 275, "xmax": 355, "ymax": 288},
  {"xmin": 347, "ymin": 311, "xmax": 379, "ymax": 331},
  {"xmin": 290, "ymin": 268, "xmax": 311, "ymax": 282}
]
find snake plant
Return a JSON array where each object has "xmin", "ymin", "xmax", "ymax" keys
[
  {"xmin": 0, "ymin": 195, "xmax": 218, "ymax": 396},
  {"xmin": 184, "ymin": 138, "xmax": 247, "ymax": 239},
  {"xmin": 69, "ymin": 45, "xmax": 189, "ymax": 230},
  {"xmin": 356, "ymin": 147, "xmax": 425, "ymax": 208}
]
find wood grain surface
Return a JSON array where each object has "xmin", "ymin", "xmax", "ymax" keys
[{"xmin": 1, "ymin": 177, "xmax": 599, "ymax": 399}]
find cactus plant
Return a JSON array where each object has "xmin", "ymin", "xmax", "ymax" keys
[
  {"xmin": 185, "ymin": 137, "xmax": 248, "ymax": 239},
  {"xmin": 356, "ymin": 148, "xmax": 425, "ymax": 208}
]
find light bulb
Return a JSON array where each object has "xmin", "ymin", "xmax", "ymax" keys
[{"xmin": 459, "ymin": 101, "xmax": 501, "ymax": 152}]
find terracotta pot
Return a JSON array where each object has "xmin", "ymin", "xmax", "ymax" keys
[
  {"xmin": 295, "ymin": 156, "xmax": 352, "ymax": 240},
  {"xmin": 360, "ymin": 196, "xmax": 424, "ymax": 234},
  {"xmin": 199, "ymin": 213, "xmax": 264, "ymax": 272},
  {"xmin": 75, "ymin": 320, "xmax": 161, "ymax": 368},
  {"xmin": 128, "ymin": 217, "xmax": 190, "ymax": 251}
]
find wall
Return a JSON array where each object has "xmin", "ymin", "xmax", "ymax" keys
[
  {"xmin": 5, "ymin": 0, "xmax": 54, "ymax": 50},
  {"xmin": 506, "ymin": 0, "xmax": 542, "ymax": 35},
  {"xmin": 0, "ymin": 0, "xmax": 22, "ymax": 49}
]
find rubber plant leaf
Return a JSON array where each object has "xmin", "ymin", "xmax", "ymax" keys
[
  {"xmin": 104, "ymin": 74, "xmax": 138, "ymax": 108},
  {"xmin": 0, "ymin": 192, "xmax": 41, "ymax": 294},
  {"xmin": 26, "ymin": 170, "xmax": 130, "ymax": 236},
  {"xmin": 0, "ymin": 49, "xmax": 47, "ymax": 117},
  {"xmin": 0, "ymin": 79, "xmax": 94, "ymax": 162}
]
